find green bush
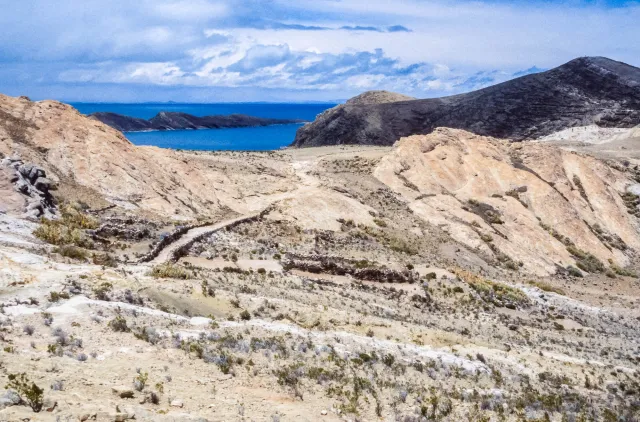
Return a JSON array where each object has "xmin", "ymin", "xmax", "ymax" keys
[{"xmin": 5, "ymin": 373, "xmax": 44, "ymax": 412}]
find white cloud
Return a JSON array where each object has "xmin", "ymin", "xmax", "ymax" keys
[{"xmin": 1, "ymin": 0, "xmax": 638, "ymax": 101}]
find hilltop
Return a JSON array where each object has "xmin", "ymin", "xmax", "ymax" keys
[{"xmin": 292, "ymin": 57, "xmax": 640, "ymax": 147}]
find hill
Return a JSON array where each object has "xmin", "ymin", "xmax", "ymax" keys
[
  {"xmin": 292, "ymin": 57, "xmax": 640, "ymax": 147},
  {"xmin": 90, "ymin": 111, "xmax": 304, "ymax": 132}
]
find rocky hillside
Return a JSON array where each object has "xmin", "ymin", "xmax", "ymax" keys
[
  {"xmin": 374, "ymin": 128, "xmax": 640, "ymax": 276},
  {"xmin": 0, "ymin": 94, "xmax": 299, "ymax": 219},
  {"xmin": 292, "ymin": 56, "xmax": 640, "ymax": 147},
  {"xmin": 90, "ymin": 112, "xmax": 304, "ymax": 132}
]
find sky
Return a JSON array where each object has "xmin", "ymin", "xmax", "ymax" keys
[{"xmin": 0, "ymin": 0, "xmax": 638, "ymax": 103}]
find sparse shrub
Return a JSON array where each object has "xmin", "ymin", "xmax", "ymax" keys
[
  {"xmin": 135, "ymin": 326, "xmax": 161, "ymax": 344},
  {"xmin": 382, "ymin": 354, "xmax": 395, "ymax": 367},
  {"xmin": 54, "ymin": 245, "xmax": 87, "ymax": 260},
  {"xmin": 566, "ymin": 266, "xmax": 583, "ymax": 278},
  {"xmin": 48, "ymin": 291, "xmax": 70, "ymax": 302},
  {"xmin": 366, "ymin": 329, "xmax": 374, "ymax": 338},
  {"xmin": 148, "ymin": 391, "xmax": 160, "ymax": 405},
  {"xmin": 149, "ymin": 263, "xmax": 192, "ymax": 279},
  {"xmin": 23, "ymin": 325, "xmax": 35, "ymax": 336},
  {"xmin": 134, "ymin": 372, "xmax": 148, "ymax": 392},
  {"xmin": 373, "ymin": 218, "xmax": 387, "ymax": 227},
  {"xmin": 452, "ymin": 268, "xmax": 529, "ymax": 308},
  {"xmin": 52, "ymin": 327, "xmax": 69, "ymax": 346},
  {"xmin": 108, "ymin": 315, "xmax": 130, "ymax": 332},
  {"xmin": 93, "ymin": 282, "xmax": 113, "ymax": 301},
  {"xmin": 5, "ymin": 373, "xmax": 44, "ymax": 412},
  {"xmin": 526, "ymin": 281, "xmax": 566, "ymax": 295},
  {"xmin": 92, "ymin": 252, "xmax": 117, "ymax": 267},
  {"xmin": 566, "ymin": 245, "xmax": 605, "ymax": 273},
  {"xmin": 33, "ymin": 205, "xmax": 97, "ymax": 248}
]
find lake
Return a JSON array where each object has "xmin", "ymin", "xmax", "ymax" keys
[{"xmin": 71, "ymin": 103, "xmax": 336, "ymax": 151}]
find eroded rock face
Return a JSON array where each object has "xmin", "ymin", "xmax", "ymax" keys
[
  {"xmin": 0, "ymin": 94, "xmax": 300, "ymax": 218},
  {"xmin": 293, "ymin": 57, "xmax": 640, "ymax": 147},
  {"xmin": 0, "ymin": 156, "xmax": 56, "ymax": 219},
  {"xmin": 374, "ymin": 128, "xmax": 640, "ymax": 276}
]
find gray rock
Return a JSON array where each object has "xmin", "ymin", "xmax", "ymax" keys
[
  {"xmin": 0, "ymin": 389, "xmax": 21, "ymax": 409},
  {"xmin": 34, "ymin": 177, "xmax": 53, "ymax": 191}
]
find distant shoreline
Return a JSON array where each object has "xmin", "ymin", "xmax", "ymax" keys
[
  {"xmin": 121, "ymin": 121, "xmax": 306, "ymax": 134},
  {"xmin": 89, "ymin": 111, "xmax": 307, "ymax": 133}
]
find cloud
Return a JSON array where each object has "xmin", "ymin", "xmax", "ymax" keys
[{"xmin": 0, "ymin": 0, "xmax": 638, "ymax": 102}]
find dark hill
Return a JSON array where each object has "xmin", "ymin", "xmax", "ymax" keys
[
  {"xmin": 89, "ymin": 111, "xmax": 305, "ymax": 132},
  {"xmin": 292, "ymin": 57, "xmax": 640, "ymax": 147}
]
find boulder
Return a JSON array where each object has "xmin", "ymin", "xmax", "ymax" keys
[
  {"xmin": 34, "ymin": 176, "xmax": 54, "ymax": 191},
  {"xmin": 111, "ymin": 386, "xmax": 135, "ymax": 399},
  {"xmin": 0, "ymin": 389, "xmax": 21, "ymax": 409}
]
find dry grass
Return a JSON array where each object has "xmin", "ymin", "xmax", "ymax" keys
[
  {"xmin": 149, "ymin": 263, "xmax": 193, "ymax": 279},
  {"xmin": 33, "ymin": 203, "xmax": 98, "ymax": 247},
  {"xmin": 526, "ymin": 280, "xmax": 566, "ymax": 296},
  {"xmin": 452, "ymin": 268, "xmax": 530, "ymax": 307}
]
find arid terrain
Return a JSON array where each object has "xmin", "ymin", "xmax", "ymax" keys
[{"xmin": 1, "ymin": 93, "xmax": 640, "ymax": 422}]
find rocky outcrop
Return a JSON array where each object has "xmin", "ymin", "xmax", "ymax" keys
[
  {"xmin": 292, "ymin": 57, "xmax": 640, "ymax": 147},
  {"xmin": 374, "ymin": 128, "xmax": 640, "ymax": 276},
  {"xmin": 0, "ymin": 94, "xmax": 301, "ymax": 218},
  {"xmin": 0, "ymin": 156, "xmax": 56, "ymax": 219},
  {"xmin": 90, "ymin": 111, "xmax": 305, "ymax": 132}
]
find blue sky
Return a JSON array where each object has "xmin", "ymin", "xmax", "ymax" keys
[{"xmin": 0, "ymin": 0, "xmax": 638, "ymax": 102}]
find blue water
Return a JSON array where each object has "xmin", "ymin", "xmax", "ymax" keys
[{"xmin": 71, "ymin": 103, "xmax": 336, "ymax": 151}]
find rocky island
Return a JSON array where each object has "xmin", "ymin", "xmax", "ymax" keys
[{"xmin": 90, "ymin": 111, "xmax": 306, "ymax": 132}]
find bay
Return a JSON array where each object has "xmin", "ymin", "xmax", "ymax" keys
[{"xmin": 70, "ymin": 103, "xmax": 336, "ymax": 151}]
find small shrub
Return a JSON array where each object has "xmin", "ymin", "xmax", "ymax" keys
[
  {"xmin": 566, "ymin": 266, "xmax": 583, "ymax": 278},
  {"xmin": 23, "ymin": 325, "xmax": 35, "ymax": 336},
  {"xmin": 92, "ymin": 253, "xmax": 117, "ymax": 267},
  {"xmin": 48, "ymin": 291, "xmax": 70, "ymax": 302},
  {"xmin": 5, "ymin": 373, "xmax": 44, "ymax": 412},
  {"xmin": 134, "ymin": 372, "xmax": 148, "ymax": 391},
  {"xmin": 149, "ymin": 263, "xmax": 192, "ymax": 280},
  {"xmin": 366, "ymin": 329, "xmax": 374, "ymax": 338},
  {"xmin": 527, "ymin": 281, "xmax": 566, "ymax": 296},
  {"xmin": 373, "ymin": 218, "xmax": 387, "ymax": 227},
  {"xmin": 55, "ymin": 245, "xmax": 87, "ymax": 260},
  {"xmin": 108, "ymin": 316, "xmax": 130, "ymax": 332},
  {"xmin": 240, "ymin": 310, "xmax": 251, "ymax": 321},
  {"xmin": 93, "ymin": 282, "xmax": 113, "ymax": 301}
]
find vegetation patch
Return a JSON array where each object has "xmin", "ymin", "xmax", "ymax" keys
[
  {"xmin": 526, "ymin": 280, "xmax": 566, "ymax": 295},
  {"xmin": 34, "ymin": 203, "xmax": 98, "ymax": 248},
  {"xmin": 149, "ymin": 263, "xmax": 193, "ymax": 279},
  {"xmin": 5, "ymin": 373, "xmax": 44, "ymax": 412},
  {"xmin": 452, "ymin": 268, "xmax": 530, "ymax": 308}
]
